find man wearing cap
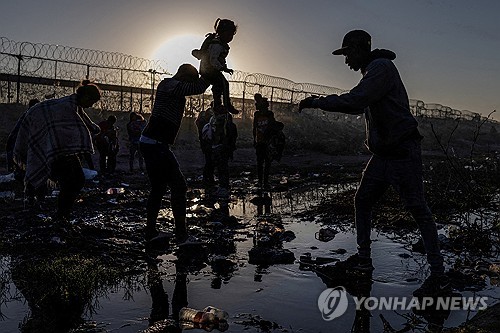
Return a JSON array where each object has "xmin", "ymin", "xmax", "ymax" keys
[{"xmin": 299, "ymin": 30, "xmax": 448, "ymax": 297}]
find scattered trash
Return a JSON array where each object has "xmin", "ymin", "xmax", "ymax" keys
[
  {"xmin": 0, "ymin": 191, "xmax": 15, "ymax": 199},
  {"xmin": 50, "ymin": 236, "xmax": 64, "ymax": 244},
  {"xmin": 206, "ymin": 221, "xmax": 224, "ymax": 230},
  {"xmin": 179, "ymin": 307, "xmax": 217, "ymax": 324},
  {"xmin": 315, "ymin": 227, "xmax": 337, "ymax": 242},
  {"xmin": 82, "ymin": 168, "xmax": 98, "ymax": 180},
  {"xmin": 253, "ymin": 221, "xmax": 295, "ymax": 246},
  {"xmin": 248, "ymin": 247, "xmax": 295, "ymax": 265},
  {"xmin": 0, "ymin": 173, "xmax": 15, "ymax": 183},
  {"xmin": 106, "ymin": 187, "xmax": 125, "ymax": 195},
  {"xmin": 203, "ymin": 305, "xmax": 229, "ymax": 321},
  {"xmin": 330, "ymin": 248, "xmax": 347, "ymax": 255},
  {"xmin": 179, "ymin": 306, "xmax": 229, "ymax": 331},
  {"xmin": 299, "ymin": 253, "xmax": 338, "ymax": 270}
]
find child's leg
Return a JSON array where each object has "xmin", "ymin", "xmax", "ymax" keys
[
  {"xmin": 208, "ymin": 73, "xmax": 223, "ymax": 107},
  {"xmin": 220, "ymin": 74, "xmax": 231, "ymax": 107}
]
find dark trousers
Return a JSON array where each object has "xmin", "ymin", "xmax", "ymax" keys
[
  {"xmin": 50, "ymin": 155, "xmax": 85, "ymax": 219},
  {"xmin": 99, "ymin": 151, "xmax": 117, "ymax": 173},
  {"xmin": 354, "ymin": 142, "xmax": 444, "ymax": 274},
  {"xmin": 256, "ymin": 143, "xmax": 271, "ymax": 186},
  {"xmin": 211, "ymin": 145, "xmax": 230, "ymax": 189},
  {"xmin": 203, "ymin": 71, "xmax": 231, "ymax": 108},
  {"xmin": 140, "ymin": 142, "xmax": 187, "ymax": 240},
  {"xmin": 202, "ymin": 148, "xmax": 215, "ymax": 185},
  {"xmin": 129, "ymin": 142, "xmax": 144, "ymax": 171}
]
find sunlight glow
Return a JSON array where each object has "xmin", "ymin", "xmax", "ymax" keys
[{"xmin": 152, "ymin": 34, "xmax": 204, "ymax": 74}]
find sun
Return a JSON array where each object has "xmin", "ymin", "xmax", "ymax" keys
[
  {"xmin": 152, "ymin": 33, "xmax": 235, "ymax": 75},
  {"xmin": 152, "ymin": 34, "xmax": 205, "ymax": 74}
]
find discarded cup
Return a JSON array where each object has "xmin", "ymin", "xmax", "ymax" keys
[{"xmin": 106, "ymin": 187, "xmax": 125, "ymax": 195}]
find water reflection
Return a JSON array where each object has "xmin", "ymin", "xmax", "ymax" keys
[
  {"xmin": 0, "ymin": 181, "xmax": 497, "ymax": 332},
  {"xmin": 145, "ymin": 245, "xmax": 229, "ymax": 332},
  {"xmin": 315, "ymin": 264, "xmax": 373, "ymax": 333},
  {"xmin": 10, "ymin": 255, "xmax": 95, "ymax": 333}
]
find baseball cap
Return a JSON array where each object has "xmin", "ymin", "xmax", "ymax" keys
[{"xmin": 332, "ymin": 30, "xmax": 371, "ymax": 55}]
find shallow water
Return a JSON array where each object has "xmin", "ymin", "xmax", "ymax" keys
[{"xmin": 1, "ymin": 185, "xmax": 498, "ymax": 332}]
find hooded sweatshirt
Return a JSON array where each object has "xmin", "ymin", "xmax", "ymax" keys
[{"xmin": 313, "ymin": 49, "xmax": 421, "ymax": 158}]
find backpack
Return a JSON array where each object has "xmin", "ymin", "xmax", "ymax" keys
[
  {"xmin": 201, "ymin": 114, "xmax": 238, "ymax": 154},
  {"xmin": 192, "ymin": 33, "xmax": 218, "ymax": 61},
  {"xmin": 201, "ymin": 121, "xmax": 214, "ymax": 143},
  {"xmin": 267, "ymin": 121, "xmax": 285, "ymax": 162}
]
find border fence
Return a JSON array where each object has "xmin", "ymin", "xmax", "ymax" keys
[{"xmin": 0, "ymin": 37, "xmax": 489, "ymax": 122}]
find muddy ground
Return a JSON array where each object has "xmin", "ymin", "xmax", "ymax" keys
[{"xmin": 0, "ymin": 103, "xmax": 499, "ymax": 332}]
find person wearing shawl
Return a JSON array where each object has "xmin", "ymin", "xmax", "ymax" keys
[{"xmin": 14, "ymin": 80, "xmax": 101, "ymax": 221}]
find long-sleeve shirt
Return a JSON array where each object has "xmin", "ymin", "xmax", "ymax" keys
[
  {"xmin": 312, "ymin": 50, "xmax": 419, "ymax": 157},
  {"xmin": 142, "ymin": 77, "xmax": 209, "ymax": 144}
]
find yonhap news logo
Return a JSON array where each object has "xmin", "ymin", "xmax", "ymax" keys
[
  {"xmin": 318, "ymin": 287, "xmax": 488, "ymax": 320},
  {"xmin": 317, "ymin": 287, "xmax": 349, "ymax": 320}
]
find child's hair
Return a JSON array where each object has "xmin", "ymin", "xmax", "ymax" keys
[
  {"xmin": 214, "ymin": 18, "xmax": 237, "ymax": 34},
  {"xmin": 76, "ymin": 79, "xmax": 101, "ymax": 101}
]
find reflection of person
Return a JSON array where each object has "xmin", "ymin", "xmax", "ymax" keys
[
  {"xmin": 195, "ymin": 103, "xmax": 215, "ymax": 186},
  {"xmin": 315, "ymin": 263, "xmax": 372, "ymax": 333},
  {"xmin": 14, "ymin": 80, "xmax": 101, "ymax": 221},
  {"xmin": 140, "ymin": 64, "xmax": 209, "ymax": 243},
  {"xmin": 192, "ymin": 18, "xmax": 239, "ymax": 114},
  {"xmin": 254, "ymin": 190, "xmax": 272, "ymax": 216},
  {"xmin": 252, "ymin": 94, "xmax": 275, "ymax": 189},
  {"xmin": 95, "ymin": 115, "xmax": 119, "ymax": 175},
  {"xmin": 145, "ymin": 247, "xmax": 213, "ymax": 332},
  {"xmin": 127, "ymin": 112, "xmax": 146, "ymax": 172},
  {"xmin": 299, "ymin": 30, "xmax": 447, "ymax": 297}
]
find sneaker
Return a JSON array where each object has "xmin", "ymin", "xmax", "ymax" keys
[
  {"xmin": 336, "ymin": 254, "xmax": 374, "ymax": 274},
  {"xmin": 413, "ymin": 274, "xmax": 451, "ymax": 298}
]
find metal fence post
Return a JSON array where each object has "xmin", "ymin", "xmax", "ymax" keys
[{"xmin": 16, "ymin": 54, "xmax": 22, "ymax": 103}]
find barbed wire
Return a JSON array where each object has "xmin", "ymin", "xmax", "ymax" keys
[{"xmin": 0, "ymin": 36, "xmax": 490, "ymax": 122}]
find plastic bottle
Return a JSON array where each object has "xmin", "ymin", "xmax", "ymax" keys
[
  {"xmin": 203, "ymin": 305, "xmax": 229, "ymax": 321},
  {"xmin": 106, "ymin": 187, "xmax": 125, "ymax": 195},
  {"xmin": 179, "ymin": 307, "xmax": 217, "ymax": 324}
]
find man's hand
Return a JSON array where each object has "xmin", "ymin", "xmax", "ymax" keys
[
  {"xmin": 298, "ymin": 96, "xmax": 318, "ymax": 113},
  {"xmin": 223, "ymin": 68, "xmax": 234, "ymax": 75}
]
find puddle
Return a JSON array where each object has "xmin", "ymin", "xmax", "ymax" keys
[{"xmin": 0, "ymin": 184, "xmax": 498, "ymax": 332}]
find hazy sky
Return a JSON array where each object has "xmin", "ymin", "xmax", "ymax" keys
[{"xmin": 1, "ymin": 0, "xmax": 499, "ymax": 120}]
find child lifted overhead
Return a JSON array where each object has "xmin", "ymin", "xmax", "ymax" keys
[{"xmin": 192, "ymin": 18, "xmax": 239, "ymax": 115}]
